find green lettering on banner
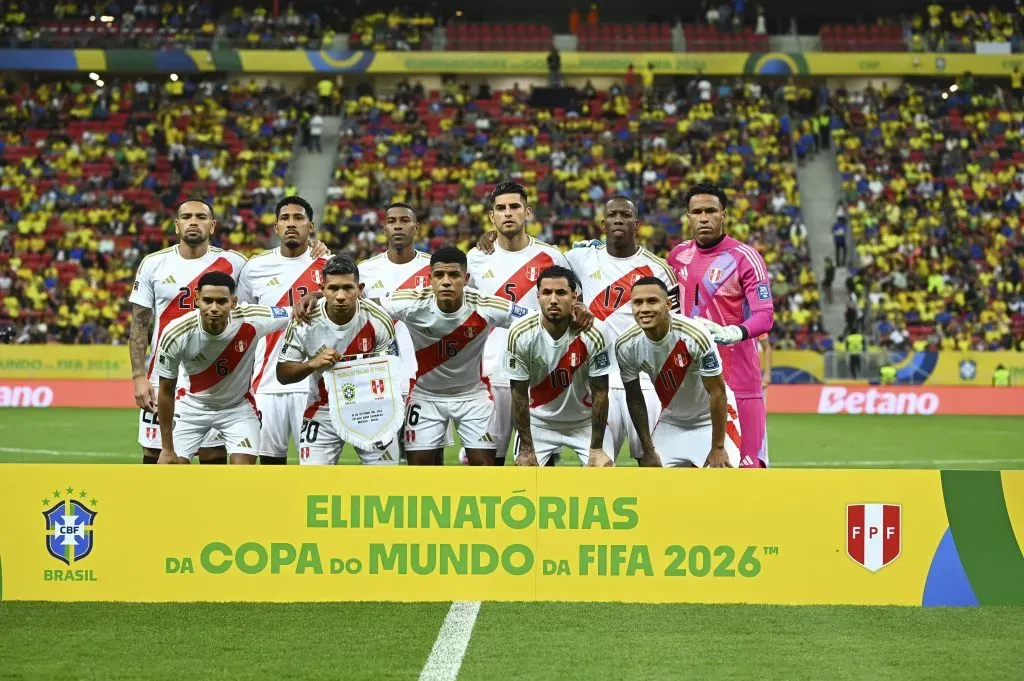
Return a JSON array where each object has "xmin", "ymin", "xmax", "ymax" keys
[
  {"xmin": 235, "ymin": 542, "xmax": 268, "ymax": 575},
  {"xmin": 365, "ymin": 496, "xmax": 403, "ymax": 528},
  {"xmin": 472, "ymin": 544, "xmax": 498, "ymax": 574},
  {"xmin": 480, "ymin": 496, "xmax": 500, "ymax": 528},
  {"xmin": 422, "ymin": 496, "xmax": 450, "ymax": 528},
  {"xmin": 538, "ymin": 497, "xmax": 566, "ymax": 529},
  {"xmin": 307, "ymin": 495, "xmax": 328, "ymax": 528},
  {"xmin": 501, "ymin": 495, "xmax": 535, "ymax": 529},
  {"xmin": 612, "ymin": 497, "xmax": 639, "ymax": 529},
  {"xmin": 439, "ymin": 544, "xmax": 468, "ymax": 575},
  {"xmin": 454, "ymin": 496, "xmax": 482, "ymax": 528},
  {"xmin": 502, "ymin": 544, "xmax": 534, "ymax": 576},
  {"xmin": 411, "ymin": 544, "xmax": 436, "ymax": 575},
  {"xmin": 582, "ymin": 497, "xmax": 610, "ymax": 529},
  {"xmin": 369, "ymin": 543, "xmax": 407, "ymax": 574},
  {"xmin": 201, "ymin": 542, "xmax": 232, "ymax": 575},
  {"xmin": 271, "ymin": 543, "xmax": 296, "ymax": 574}
]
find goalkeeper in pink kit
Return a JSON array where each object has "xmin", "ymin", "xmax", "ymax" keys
[{"xmin": 668, "ymin": 182, "xmax": 774, "ymax": 468}]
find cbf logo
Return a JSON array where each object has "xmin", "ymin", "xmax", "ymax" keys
[
  {"xmin": 43, "ymin": 488, "xmax": 98, "ymax": 565},
  {"xmin": 959, "ymin": 359, "xmax": 977, "ymax": 381},
  {"xmin": 342, "ymin": 383, "xmax": 357, "ymax": 403},
  {"xmin": 847, "ymin": 503, "xmax": 901, "ymax": 573}
]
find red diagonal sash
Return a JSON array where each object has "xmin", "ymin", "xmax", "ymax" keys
[
  {"xmin": 588, "ymin": 265, "xmax": 654, "ymax": 321},
  {"xmin": 189, "ymin": 323, "xmax": 257, "ymax": 393},
  {"xmin": 343, "ymin": 321, "xmax": 377, "ymax": 356},
  {"xmin": 495, "ymin": 252, "xmax": 554, "ymax": 302},
  {"xmin": 414, "ymin": 311, "xmax": 488, "ymax": 380},
  {"xmin": 529, "ymin": 336, "xmax": 589, "ymax": 408},
  {"xmin": 148, "ymin": 256, "xmax": 234, "ymax": 377},
  {"xmin": 251, "ymin": 258, "xmax": 326, "ymax": 391},
  {"xmin": 398, "ymin": 264, "xmax": 431, "ymax": 290},
  {"xmin": 653, "ymin": 339, "xmax": 692, "ymax": 408}
]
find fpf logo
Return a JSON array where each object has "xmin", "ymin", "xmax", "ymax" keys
[
  {"xmin": 43, "ymin": 488, "xmax": 98, "ymax": 565},
  {"xmin": 708, "ymin": 268, "xmax": 723, "ymax": 284},
  {"xmin": 847, "ymin": 503, "xmax": 901, "ymax": 572},
  {"xmin": 527, "ymin": 267, "xmax": 540, "ymax": 282},
  {"xmin": 371, "ymin": 378, "xmax": 385, "ymax": 399}
]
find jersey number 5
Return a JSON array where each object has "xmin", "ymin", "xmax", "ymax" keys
[{"xmin": 502, "ymin": 282, "xmax": 517, "ymax": 302}]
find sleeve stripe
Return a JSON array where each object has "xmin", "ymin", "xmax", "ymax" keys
[
  {"xmin": 614, "ymin": 325, "xmax": 644, "ymax": 351},
  {"xmin": 644, "ymin": 249, "xmax": 679, "ymax": 285},
  {"xmin": 736, "ymin": 243, "xmax": 767, "ymax": 280},
  {"xmin": 159, "ymin": 319, "xmax": 197, "ymax": 350},
  {"xmin": 506, "ymin": 316, "xmax": 539, "ymax": 352},
  {"xmin": 583, "ymin": 328, "xmax": 605, "ymax": 351},
  {"xmin": 363, "ymin": 302, "xmax": 396, "ymax": 334}
]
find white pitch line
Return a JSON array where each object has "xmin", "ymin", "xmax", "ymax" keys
[
  {"xmin": 0, "ymin": 447, "xmax": 125, "ymax": 458},
  {"xmin": 418, "ymin": 601, "xmax": 481, "ymax": 681}
]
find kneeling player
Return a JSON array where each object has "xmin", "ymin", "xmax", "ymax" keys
[
  {"xmin": 506, "ymin": 266, "xmax": 614, "ymax": 467},
  {"xmin": 614, "ymin": 277, "xmax": 740, "ymax": 468},
  {"xmin": 155, "ymin": 272, "xmax": 292, "ymax": 464},
  {"xmin": 276, "ymin": 255, "xmax": 401, "ymax": 465}
]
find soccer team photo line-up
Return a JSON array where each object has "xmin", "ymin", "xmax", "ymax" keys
[{"xmin": 132, "ymin": 180, "xmax": 769, "ymax": 468}]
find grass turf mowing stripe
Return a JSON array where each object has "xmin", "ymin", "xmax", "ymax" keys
[
  {"xmin": 941, "ymin": 470, "xmax": 1024, "ymax": 605},
  {"xmin": 419, "ymin": 601, "xmax": 481, "ymax": 681}
]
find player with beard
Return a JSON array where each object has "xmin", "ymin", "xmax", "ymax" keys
[
  {"xmin": 129, "ymin": 199, "xmax": 247, "ymax": 465},
  {"xmin": 467, "ymin": 181, "xmax": 570, "ymax": 466},
  {"xmin": 668, "ymin": 182, "xmax": 774, "ymax": 468},
  {"xmin": 235, "ymin": 196, "xmax": 329, "ymax": 465}
]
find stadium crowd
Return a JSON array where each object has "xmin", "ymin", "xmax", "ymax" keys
[
  {"xmin": 0, "ymin": 76, "xmax": 304, "ymax": 344},
  {"xmin": 324, "ymin": 78, "xmax": 828, "ymax": 349},
  {"xmin": 907, "ymin": 3, "xmax": 1023, "ymax": 53},
  {"xmin": 832, "ymin": 80, "xmax": 1024, "ymax": 353}
]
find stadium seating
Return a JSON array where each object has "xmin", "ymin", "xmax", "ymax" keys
[
  {"xmin": 819, "ymin": 24, "xmax": 905, "ymax": 52},
  {"xmin": 0, "ymin": 78, "xmax": 298, "ymax": 344},
  {"xmin": 445, "ymin": 23, "xmax": 553, "ymax": 52},
  {"xmin": 832, "ymin": 84, "xmax": 1024, "ymax": 352},
  {"xmin": 576, "ymin": 23, "xmax": 672, "ymax": 52},
  {"xmin": 323, "ymin": 82, "xmax": 827, "ymax": 349},
  {"xmin": 683, "ymin": 25, "xmax": 769, "ymax": 53},
  {"xmin": 907, "ymin": 4, "xmax": 1021, "ymax": 53},
  {"xmin": 348, "ymin": 9, "xmax": 435, "ymax": 51}
]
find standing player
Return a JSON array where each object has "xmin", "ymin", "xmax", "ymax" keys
[
  {"xmin": 669, "ymin": 182, "xmax": 774, "ymax": 467},
  {"xmin": 155, "ymin": 272, "xmax": 291, "ymax": 464},
  {"xmin": 615, "ymin": 277, "xmax": 738, "ymax": 468},
  {"xmin": 468, "ymin": 181, "xmax": 570, "ymax": 465},
  {"xmin": 276, "ymin": 255, "xmax": 401, "ymax": 465},
  {"xmin": 129, "ymin": 199, "xmax": 248, "ymax": 465},
  {"xmin": 235, "ymin": 196, "xmax": 328, "ymax": 465},
  {"xmin": 380, "ymin": 246, "xmax": 529, "ymax": 466},
  {"xmin": 359, "ymin": 202, "xmax": 432, "ymax": 400},
  {"xmin": 506, "ymin": 266, "xmax": 614, "ymax": 467}
]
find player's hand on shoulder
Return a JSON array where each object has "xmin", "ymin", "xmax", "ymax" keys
[
  {"xmin": 291, "ymin": 290, "xmax": 321, "ymax": 324},
  {"xmin": 705, "ymin": 446, "xmax": 732, "ymax": 468},
  {"xmin": 476, "ymin": 230, "xmax": 498, "ymax": 254},
  {"xmin": 311, "ymin": 347, "xmax": 343, "ymax": 370},
  {"xmin": 309, "ymin": 239, "xmax": 331, "ymax": 259},
  {"xmin": 587, "ymin": 448, "xmax": 614, "ymax": 468},
  {"xmin": 515, "ymin": 446, "xmax": 539, "ymax": 466},
  {"xmin": 570, "ymin": 302, "xmax": 595, "ymax": 332},
  {"xmin": 572, "ymin": 239, "xmax": 603, "ymax": 249},
  {"xmin": 638, "ymin": 449, "xmax": 663, "ymax": 467}
]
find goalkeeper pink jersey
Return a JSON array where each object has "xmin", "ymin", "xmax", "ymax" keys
[{"xmin": 668, "ymin": 236, "xmax": 774, "ymax": 399}]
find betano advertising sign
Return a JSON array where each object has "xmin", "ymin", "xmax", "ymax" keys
[{"xmin": 0, "ymin": 467, "xmax": 1021, "ymax": 606}]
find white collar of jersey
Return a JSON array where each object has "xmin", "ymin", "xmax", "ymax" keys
[{"xmin": 604, "ymin": 246, "xmax": 643, "ymax": 260}]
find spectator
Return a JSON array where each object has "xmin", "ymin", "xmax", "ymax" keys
[
  {"xmin": 832, "ymin": 217, "xmax": 848, "ymax": 265},
  {"xmin": 822, "ymin": 256, "xmax": 836, "ymax": 305},
  {"xmin": 586, "ymin": 3, "xmax": 599, "ymax": 27},
  {"xmin": 569, "ymin": 7, "xmax": 581, "ymax": 33},
  {"xmin": 755, "ymin": 4, "xmax": 766, "ymax": 34},
  {"xmin": 547, "ymin": 48, "xmax": 562, "ymax": 87},
  {"xmin": 308, "ymin": 113, "xmax": 324, "ymax": 153}
]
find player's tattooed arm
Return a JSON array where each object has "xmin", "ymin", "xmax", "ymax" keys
[
  {"xmin": 702, "ymin": 374, "xmax": 731, "ymax": 468},
  {"xmin": 623, "ymin": 379, "xmax": 662, "ymax": 467},
  {"xmin": 130, "ymin": 304, "xmax": 156, "ymax": 411},
  {"xmin": 156, "ymin": 376, "xmax": 180, "ymax": 464},
  {"xmin": 587, "ymin": 375, "xmax": 613, "ymax": 467},
  {"xmin": 510, "ymin": 379, "xmax": 538, "ymax": 466}
]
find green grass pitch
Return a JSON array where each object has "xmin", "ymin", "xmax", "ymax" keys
[{"xmin": 1, "ymin": 409, "xmax": 1022, "ymax": 680}]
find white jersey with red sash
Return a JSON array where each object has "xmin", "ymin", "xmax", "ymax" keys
[
  {"xmin": 129, "ymin": 245, "xmax": 248, "ymax": 386},
  {"xmin": 236, "ymin": 248, "xmax": 328, "ymax": 395},
  {"xmin": 380, "ymin": 288, "xmax": 528, "ymax": 400},
  {"xmin": 565, "ymin": 245, "xmax": 678, "ymax": 389},
  {"xmin": 277, "ymin": 297, "xmax": 397, "ymax": 419},
  {"xmin": 467, "ymin": 238, "xmax": 569, "ymax": 387},
  {"xmin": 154, "ymin": 304, "xmax": 290, "ymax": 411},
  {"xmin": 614, "ymin": 313, "xmax": 723, "ymax": 428},
  {"xmin": 505, "ymin": 313, "xmax": 612, "ymax": 426},
  {"xmin": 359, "ymin": 250, "xmax": 432, "ymax": 394}
]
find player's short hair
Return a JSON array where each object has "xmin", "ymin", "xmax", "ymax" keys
[
  {"xmin": 276, "ymin": 195, "xmax": 314, "ymax": 221},
  {"xmin": 197, "ymin": 271, "xmax": 236, "ymax": 294},
  {"xmin": 386, "ymin": 201, "xmax": 416, "ymax": 214},
  {"xmin": 430, "ymin": 245, "xmax": 467, "ymax": 270},
  {"xmin": 631, "ymin": 276, "xmax": 668, "ymax": 295},
  {"xmin": 488, "ymin": 180, "xmax": 528, "ymax": 209},
  {"xmin": 685, "ymin": 182, "xmax": 728, "ymax": 210},
  {"xmin": 606, "ymin": 195, "xmax": 638, "ymax": 215},
  {"xmin": 177, "ymin": 198, "xmax": 214, "ymax": 216},
  {"xmin": 322, "ymin": 254, "xmax": 359, "ymax": 282},
  {"xmin": 536, "ymin": 265, "xmax": 580, "ymax": 293}
]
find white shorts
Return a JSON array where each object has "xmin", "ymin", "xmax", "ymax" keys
[
  {"xmin": 299, "ymin": 408, "xmax": 400, "ymax": 465},
  {"xmin": 139, "ymin": 407, "xmax": 221, "ymax": 450},
  {"xmin": 255, "ymin": 392, "xmax": 306, "ymax": 458},
  {"xmin": 172, "ymin": 400, "xmax": 261, "ymax": 459},
  {"xmin": 652, "ymin": 417, "xmax": 742, "ymax": 468},
  {"xmin": 513, "ymin": 420, "xmax": 615, "ymax": 466},
  {"xmin": 489, "ymin": 384, "xmax": 513, "ymax": 458},
  {"xmin": 609, "ymin": 385, "xmax": 661, "ymax": 460},
  {"xmin": 404, "ymin": 395, "xmax": 496, "ymax": 451}
]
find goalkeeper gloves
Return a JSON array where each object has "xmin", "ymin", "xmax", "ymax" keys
[
  {"xmin": 696, "ymin": 318, "xmax": 746, "ymax": 345},
  {"xmin": 572, "ymin": 239, "xmax": 604, "ymax": 249}
]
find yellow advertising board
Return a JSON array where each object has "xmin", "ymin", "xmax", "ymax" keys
[
  {"xmin": 2, "ymin": 466, "xmax": 1021, "ymax": 606},
  {"xmin": 0, "ymin": 345, "xmax": 130, "ymax": 380},
  {"xmin": 893, "ymin": 350, "xmax": 1024, "ymax": 386}
]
